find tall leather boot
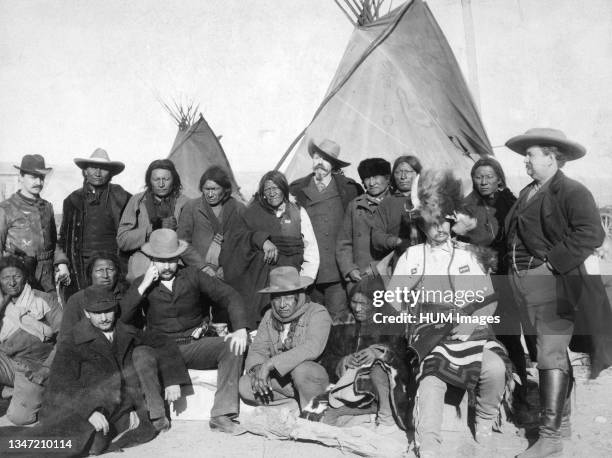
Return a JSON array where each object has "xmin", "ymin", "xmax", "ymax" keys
[
  {"xmin": 560, "ymin": 365, "xmax": 573, "ymax": 439},
  {"xmin": 517, "ymin": 369, "xmax": 569, "ymax": 458}
]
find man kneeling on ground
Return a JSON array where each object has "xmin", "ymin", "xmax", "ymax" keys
[{"xmin": 239, "ymin": 266, "xmax": 331, "ymax": 412}]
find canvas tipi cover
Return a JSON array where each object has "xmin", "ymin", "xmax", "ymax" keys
[
  {"xmin": 168, "ymin": 114, "xmax": 243, "ymax": 200},
  {"xmin": 278, "ymin": 0, "xmax": 492, "ymax": 183}
]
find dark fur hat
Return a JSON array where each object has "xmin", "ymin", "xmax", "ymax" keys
[
  {"xmin": 357, "ymin": 158, "xmax": 391, "ymax": 181},
  {"xmin": 415, "ymin": 169, "xmax": 464, "ymax": 225}
]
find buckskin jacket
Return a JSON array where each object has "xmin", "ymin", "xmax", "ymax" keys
[
  {"xmin": 58, "ymin": 183, "xmax": 131, "ymax": 294},
  {"xmin": 0, "ymin": 192, "xmax": 68, "ymax": 291}
]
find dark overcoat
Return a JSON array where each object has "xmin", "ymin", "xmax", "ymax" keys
[
  {"xmin": 505, "ymin": 170, "xmax": 612, "ymax": 378},
  {"xmin": 177, "ymin": 196, "xmax": 245, "ymax": 269},
  {"xmin": 290, "ymin": 173, "xmax": 363, "ymax": 282},
  {"xmin": 0, "ymin": 319, "xmax": 190, "ymax": 455}
]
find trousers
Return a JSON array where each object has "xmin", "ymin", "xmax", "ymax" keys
[
  {"xmin": 0, "ymin": 352, "xmax": 45, "ymax": 425},
  {"xmin": 178, "ymin": 336, "xmax": 242, "ymax": 417},
  {"xmin": 414, "ymin": 348, "xmax": 506, "ymax": 453},
  {"xmin": 510, "ymin": 263, "xmax": 574, "ymax": 371},
  {"xmin": 239, "ymin": 361, "xmax": 329, "ymax": 410}
]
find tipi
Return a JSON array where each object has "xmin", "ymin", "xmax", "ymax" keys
[
  {"xmin": 166, "ymin": 105, "xmax": 244, "ymax": 201},
  {"xmin": 277, "ymin": 0, "xmax": 492, "ymax": 183}
]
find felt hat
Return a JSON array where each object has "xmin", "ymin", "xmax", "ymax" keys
[
  {"xmin": 83, "ymin": 285, "xmax": 118, "ymax": 312},
  {"xmin": 74, "ymin": 148, "xmax": 125, "ymax": 175},
  {"xmin": 13, "ymin": 154, "xmax": 52, "ymax": 176},
  {"xmin": 257, "ymin": 266, "xmax": 313, "ymax": 294},
  {"xmin": 141, "ymin": 229, "xmax": 188, "ymax": 259},
  {"xmin": 357, "ymin": 158, "xmax": 391, "ymax": 181},
  {"xmin": 308, "ymin": 138, "xmax": 350, "ymax": 169},
  {"xmin": 505, "ymin": 128, "xmax": 586, "ymax": 161}
]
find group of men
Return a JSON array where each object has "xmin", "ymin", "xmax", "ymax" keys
[{"xmin": 0, "ymin": 126, "xmax": 610, "ymax": 458}]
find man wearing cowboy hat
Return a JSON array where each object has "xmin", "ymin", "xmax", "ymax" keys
[
  {"xmin": 58, "ymin": 148, "xmax": 131, "ymax": 298},
  {"xmin": 289, "ymin": 139, "xmax": 363, "ymax": 322},
  {"xmin": 120, "ymin": 228, "xmax": 249, "ymax": 434},
  {"xmin": 505, "ymin": 128, "xmax": 612, "ymax": 458},
  {"xmin": 0, "ymin": 154, "xmax": 70, "ymax": 292},
  {"xmin": 239, "ymin": 266, "xmax": 331, "ymax": 412}
]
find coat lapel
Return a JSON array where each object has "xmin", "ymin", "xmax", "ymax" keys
[{"xmin": 197, "ymin": 198, "xmax": 222, "ymax": 233}]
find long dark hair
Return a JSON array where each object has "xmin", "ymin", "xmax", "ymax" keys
[
  {"xmin": 257, "ymin": 170, "xmax": 290, "ymax": 211},
  {"xmin": 391, "ymin": 155, "xmax": 422, "ymax": 190},
  {"xmin": 199, "ymin": 166, "xmax": 232, "ymax": 203},
  {"xmin": 85, "ymin": 252, "xmax": 123, "ymax": 286},
  {"xmin": 144, "ymin": 159, "xmax": 182, "ymax": 197},
  {"xmin": 470, "ymin": 156, "xmax": 507, "ymax": 194}
]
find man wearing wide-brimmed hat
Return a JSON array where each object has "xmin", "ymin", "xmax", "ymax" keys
[
  {"xmin": 57, "ymin": 148, "xmax": 131, "ymax": 297},
  {"xmin": 239, "ymin": 266, "xmax": 331, "ymax": 412},
  {"xmin": 504, "ymin": 128, "xmax": 612, "ymax": 458},
  {"xmin": 0, "ymin": 154, "xmax": 69, "ymax": 292},
  {"xmin": 120, "ymin": 228, "xmax": 249, "ymax": 434},
  {"xmin": 289, "ymin": 139, "xmax": 363, "ymax": 322}
]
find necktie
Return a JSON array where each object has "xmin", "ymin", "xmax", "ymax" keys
[{"xmin": 316, "ymin": 179, "xmax": 326, "ymax": 192}]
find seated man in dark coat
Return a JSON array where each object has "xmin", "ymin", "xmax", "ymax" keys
[
  {"xmin": 319, "ymin": 276, "xmax": 408, "ymax": 433},
  {"xmin": 59, "ymin": 252, "xmax": 170, "ymax": 430},
  {"xmin": 120, "ymin": 228, "xmax": 249, "ymax": 434},
  {"xmin": 0, "ymin": 286, "xmax": 189, "ymax": 456}
]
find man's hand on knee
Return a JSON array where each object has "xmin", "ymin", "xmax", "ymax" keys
[
  {"xmin": 224, "ymin": 328, "xmax": 248, "ymax": 356},
  {"xmin": 88, "ymin": 411, "xmax": 109, "ymax": 435}
]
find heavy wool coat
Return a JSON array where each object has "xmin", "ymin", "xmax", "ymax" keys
[
  {"xmin": 336, "ymin": 192, "xmax": 387, "ymax": 280},
  {"xmin": 290, "ymin": 173, "xmax": 363, "ymax": 283},
  {"xmin": 32, "ymin": 319, "xmax": 188, "ymax": 454},
  {"xmin": 505, "ymin": 170, "xmax": 612, "ymax": 378},
  {"xmin": 177, "ymin": 196, "xmax": 245, "ymax": 269},
  {"xmin": 58, "ymin": 184, "xmax": 131, "ymax": 294}
]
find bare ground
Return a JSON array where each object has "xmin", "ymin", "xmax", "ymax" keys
[{"xmin": 106, "ymin": 364, "xmax": 612, "ymax": 458}]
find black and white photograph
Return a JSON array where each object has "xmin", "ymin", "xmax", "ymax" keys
[{"xmin": 1, "ymin": 0, "xmax": 611, "ymax": 456}]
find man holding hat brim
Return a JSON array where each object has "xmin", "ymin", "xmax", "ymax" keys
[
  {"xmin": 15, "ymin": 285, "xmax": 189, "ymax": 456},
  {"xmin": 120, "ymin": 228, "xmax": 249, "ymax": 434},
  {"xmin": 58, "ymin": 148, "xmax": 131, "ymax": 298},
  {"xmin": 0, "ymin": 154, "xmax": 70, "ymax": 292},
  {"xmin": 337, "ymin": 157, "xmax": 391, "ymax": 285},
  {"xmin": 239, "ymin": 266, "xmax": 332, "ymax": 412},
  {"xmin": 504, "ymin": 128, "xmax": 612, "ymax": 458},
  {"xmin": 289, "ymin": 139, "xmax": 363, "ymax": 323}
]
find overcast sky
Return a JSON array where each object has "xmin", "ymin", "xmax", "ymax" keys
[
  {"xmin": 2, "ymin": 0, "xmax": 612, "ymax": 205},
  {"xmin": 0, "ymin": 0, "xmax": 355, "ymax": 190}
]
